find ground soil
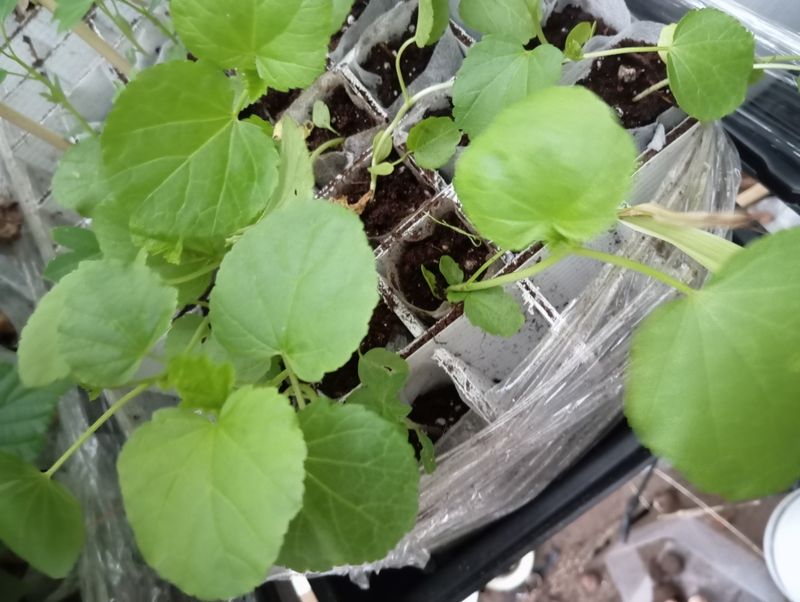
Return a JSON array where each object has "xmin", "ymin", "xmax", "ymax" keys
[
  {"xmin": 240, "ymin": 88, "xmax": 302, "ymax": 122},
  {"xmin": 409, "ymin": 382, "xmax": 470, "ymax": 444},
  {"xmin": 306, "ymin": 84, "xmax": 381, "ymax": 151},
  {"xmin": 360, "ymin": 9, "xmax": 435, "ymax": 107},
  {"xmin": 331, "ymin": 155, "xmax": 436, "ymax": 243},
  {"xmin": 527, "ymin": 5, "xmax": 616, "ymax": 51},
  {"xmin": 318, "ymin": 298, "xmax": 413, "ymax": 399},
  {"xmin": 579, "ymin": 39, "xmax": 675, "ymax": 129},
  {"xmin": 330, "ymin": 0, "xmax": 371, "ymax": 51},
  {"xmin": 0, "ymin": 202, "xmax": 22, "ymax": 244},
  {"xmin": 396, "ymin": 212, "xmax": 492, "ymax": 312}
]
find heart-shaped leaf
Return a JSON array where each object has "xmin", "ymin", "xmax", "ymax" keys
[
  {"xmin": 118, "ymin": 387, "xmax": 306, "ymax": 600},
  {"xmin": 458, "ymin": 0, "xmax": 538, "ymax": 44},
  {"xmin": 463, "ymin": 287, "xmax": 525, "ymax": 337},
  {"xmin": 627, "ymin": 228, "xmax": 800, "ymax": 500},
  {"xmin": 454, "ymin": 86, "xmax": 637, "ymax": 250},
  {"xmin": 407, "ymin": 116, "xmax": 461, "ymax": 169},
  {"xmin": 211, "ymin": 200, "xmax": 379, "ymax": 382},
  {"xmin": 277, "ymin": 401, "xmax": 419, "ymax": 571}
]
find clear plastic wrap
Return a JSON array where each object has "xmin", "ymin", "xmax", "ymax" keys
[{"xmin": 287, "ymin": 122, "xmax": 741, "ymax": 584}]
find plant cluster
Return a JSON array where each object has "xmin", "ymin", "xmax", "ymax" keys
[{"xmin": 0, "ymin": 0, "xmax": 798, "ymax": 600}]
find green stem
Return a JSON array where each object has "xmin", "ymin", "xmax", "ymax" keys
[
  {"xmin": 582, "ymin": 46, "xmax": 669, "ymax": 60},
  {"xmin": 632, "ymin": 78, "xmax": 670, "ymax": 102},
  {"xmin": 0, "ymin": 102, "xmax": 72, "ymax": 150},
  {"xmin": 117, "ymin": 0, "xmax": 179, "ymax": 44},
  {"xmin": 287, "ymin": 365, "xmax": 306, "ymax": 410},
  {"xmin": 753, "ymin": 63, "xmax": 800, "ymax": 72},
  {"xmin": 44, "ymin": 383, "xmax": 149, "ymax": 478},
  {"xmin": 570, "ymin": 246, "xmax": 695, "ymax": 296},
  {"xmin": 467, "ymin": 249, "xmax": 505, "ymax": 285},
  {"xmin": 97, "ymin": 0, "xmax": 147, "ymax": 54},
  {"xmin": 266, "ymin": 369, "xmax": 289, "ymax": 388},
  {"xmin": 309, "ymin": 136, "xmax": 345, "ymax": 164},
  {"xmin": 370, "ymin": 79, "xmax": 455, "ymax": 191},
  {"xmin": 185, "ymin": 316, "xmax": 210, "ymax": 353},
  {"xmin": 395, "ymin": 37, "xmax": 416, "ymax": 103},
  {"xmin": 757, "ymin": 54, "xmax": 800, "ymax": 63},
  {"xmin": 448, "ymin": 247, "xmax": 571, "ymax": 293}
]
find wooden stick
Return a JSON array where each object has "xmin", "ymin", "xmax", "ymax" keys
[
  {"xmin": 0, "ymin": 102, "xmax": 71, "ymax": 150},
  {"xmin": 737, "ymin": 183, "xmax": 771, "ymax": 208}
]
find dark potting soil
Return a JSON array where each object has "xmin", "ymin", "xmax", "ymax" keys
[
  {"xmin": 579, "ymin": 39, "xmax": 675, "ymax": 129},
  {"xmin": 422, "ymin": 100, "xmax": 470, "ymax": 146},
  {"xmin": 360, "ymin": 10, "xmax": 435, "ymax": 107},
  {"xmin": 409, "ymin": 383, "xmax": 470, "ymax": 445},
  {"xmin": 240, "ymin": 88, "xmax": 302, "ymax": 122},
  {"xmin": 330, "ymin": 0, "xmax": 371, "ymax": 51},
  {"xmin": 527, "ymin": 4, "xmax": 616, "ymax": 51},
  {"xmin": 319, "ymin": 299, "xmax": 414, "ymax": 399},
  {"xmin": 0, "ymin": 202, "xmax": 22, "ymax": 244},
  {"xmin": 306, "ymin": 85, "xmax": 382, "ymax": 151},
  {"xmin": 331, "ymin": 156, "xmax": 436, "ymax": 242},
  {"xmin": 0, "ymin": 311, "xmax": 17, "ymax": 350},
  {"xmin": 396, "ymin": 212, "xmax": 493, "ymax": 312}
]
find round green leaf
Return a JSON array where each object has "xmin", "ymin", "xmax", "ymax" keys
[
  {"xmin": 277, "ymin": 401, "xmax": 419, "ymax": 571},
  {"xmin": 454, "ymin": 86, "xmax": 637, "ymax": 250},
  {"xmin": 416, "ymin": 0, "xmax": 450, "ymax": 48},
  {"xmin": 171, "ymin": 0, "xmax": 331, "ymax": 91},
  {"xmin": 51, "ymin": 138, "xmax": 111, "ymax": 217},
  {"xmin": 210, "ymin": 200, "xmax": 379, "ymax": 382},
  {"xmin": 458, "ymin": 0, "xmax": 537, "ymax": 44},
  {"xmin": 118, "ymin": 387, "xmax": 306, "ymax": 599},
  {"xmin": 453, "ymin": 37, "xmax": 564, "ymax": 137},
  {"xmin": 407, "ymin": 117, "xmax": 461, "ymax": 169},
  {"xmin": 56, "ymin": 260, "xmax": 177, "ymax": 388},
  {"xmin": 53, "ymin": 0, "xmax": 94, "ymax": 32},
  {"xmin": 0, "ymin": 364, "xmax": 66, "ymax": 462},
  {"xmin": 463, "ymin": 287, "xmax": 525, "ymax": 338},
  {"xmin": 101, "ymin": 61, "xmax": 280, "ymax": 257},
  {"xmin": 167, "ymin": 354, "xmax": 235, "ymax": 411},
  {"xmin": 0, "ymin": 452, "xmax": 84, "ymax": 578},
  {"xmin": 627, "ymin": 228, "xmax": 800, "ymax": 500},
  {"xmin": 667, "ymin": 9, "xmax": 755, "ymax": 121}
]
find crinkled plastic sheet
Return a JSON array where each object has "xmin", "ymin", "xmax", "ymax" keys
[{"xmin": 289, "ymin": 122, "xmax": 740, "ymax": 586}]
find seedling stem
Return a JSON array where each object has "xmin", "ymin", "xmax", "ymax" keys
[
  {"xmin": 395, "ymin": 37, "xmax": 416, "ymax": 103},
  {"xmin": 287, "ymin": 365, "xmax": 306, "ymax": 410},
  {"xmin": 582, "ymin": 46, "xmax": 669, "ymax": 60},
  {"xmin": 633, "ymin": 78, "xmax": 670, "ymax": 102}
]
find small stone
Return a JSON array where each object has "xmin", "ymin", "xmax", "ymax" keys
[
  {"xmin": 580, "ymin": 570, "xmax": 601, "ymax": 593},
  {"xmin": 618, "ymin": 65, "xmax": 639, "ymax": 83}
]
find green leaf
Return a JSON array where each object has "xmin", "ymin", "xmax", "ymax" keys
[
  {"xmin": 51, "ymin": 138, "xmax": 112, "ymax": 217},
  {"xmin": 312, "ymin": 100, "xmax": 337, "ymax": 134},
  {"xmin": 118, "ymin": 387, "xmax": 306, "ymax": 599},
  {"xmin": 148, "ymin": 255, "xmax": 216, "ymax": 307},
  {"xmin": 416, "ymin": 0, "xmax": 449, "ymax": 47},
  {"xmin": 564, "ymin": 21, "xmax": 595, "ymax": 60},
  {"xmin": 240, "ymin": 70, "xmax": 269, "ymax": 107},
  {"xmin": 463, "ymin": 287, "xmax": 524, "ymax": 337},
  {"xmin": 167, "ymin": 354, "xmax": 235, "ymax": 411},
  {"xmin": 415, "ymin": 427, "xmax": 436, "ymax": 474},
  {"xmin": 165, "ymin": 314, "xmax": 207, "ymax": 359},
  {"xmin": 372, "ymin": 130, "xmax": 393, "ymax": 165},
  {"xmin": 242, "ymin": 114, "xmax": 274, "ymax": 137},
  {"xmin": 420, "ymin": 264, "xmax": 440, "ymax": 299},
  {"xmin": 368, "ymin": 162, "xmax": 394, "ymax": 177},
  {"xmin": 0, "ymin": 0, "xmax": 16, "ymax": 20},
  {"xmin": 347, "ymin": 348, "xmax": 411, "ymax": 424},
  {"xmin": 0, "ymin": 70, "xmax": 7, "ymax": 85},
  {"xmin": 458, "ymin": 0, "xmax": 538, "ymax": 44},
  {"xmin": 211, "ymin": 200, "xmax": 379, "ymax": 383},
  {"xmin": 171, "ymin": 0, "xmax": 331, "ymax": 91},
  {"xmin": 203, "ymin": 333, "xmax": 276, "ymax": 385},
  {"xmin": 439, "ymin": 255, "xmax": 464, "ymax": 286},
  {"xmin": 0, "ymin": 364, "xmax": 66, "ymax": 462},
  {"xmin": 44, "ymin": 226, "xmax": 102, "ymax": 283},
  {"xmin": 453, "ymin": 38, "xmax": 563, "ymax": 137},
  {"xmin": 667, "ymin": 8, "xmax": 755, "ymax": 121},
  {"xmin": 277, "ymin": 402, "xmax": 419, "ymax": 571},
  {"xmin": 331, "ymin": 0, "xmax": 355, "ymax": 33},
  {"xmin": 626, "ymin": 228, "xmax": 800, "ymax": 500},
  {"xmin": 407, "ymin": 117, "xmax": 461, "ymax": 169},
  {"xmin": 101, "ymin": 61, "xmax": 280, "ymax": 257},
  {"xmin": 454, "ymin": 86, "xmax": 637, "ymax": 250},
  {"xmin": 619, "ymin": 215, "xmax": 741, "ymax": 273},
  {"xmin": 91, "ymin": 200, "xmax": 138, "ymax": 262},
  {"xmin": 269, "ymin": 117, "xmax": 315, "ymax": 211},
  {"xmin": 52, "ymin": 0, "xmax": 94, "ymax": 32},
  {"xmin": 0, "ymin": 452, "xmax": 84, "ymax": 578}
]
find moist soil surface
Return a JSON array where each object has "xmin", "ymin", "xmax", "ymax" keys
[
  {"xmin": 396, "ymin": 212, "xmax": 493, "ymax": 313},
  {"xmin": 361, "ymin": 9, "xmax": 435, "ymax": 107},
  {"xmin": 318, "ymin": 299, "xmax": 413, "ymax": 399},
  {"xmin": 579, "ymin": 39, "xmax": 675, "ymax": 129},
  {"xmin": 306, "ymin": 84, "xmax": 382, "ymax": 151},
  {"xmin": 330, "ymin": 0, "xmax": 371, "ymax": 51},
  {"xmin": 240, "ymin": 88, "xmax": 302, "ymax": 122},
  {"xmin": 0, "ymin": 202, "xmax": 22, "ymax": 244},
  {"xmin": 409, "ymin": 383, "xmax": 470, "ymax": 445},
  {"xmin": 527, "ymin": 4, "xmax": 616, "ymax": 50},
  {"xmin": 331, "ymin": 154, "xmax": 436, "ymax": 243}
]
